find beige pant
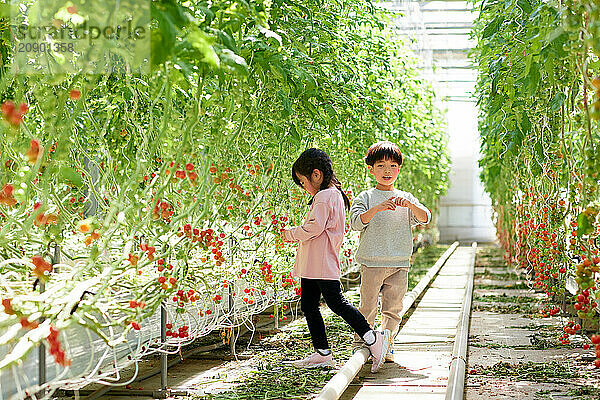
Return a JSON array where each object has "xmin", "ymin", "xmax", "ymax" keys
[{"xmin": 354, "ymin": 266, "xmax": 408, "ymax": 345}]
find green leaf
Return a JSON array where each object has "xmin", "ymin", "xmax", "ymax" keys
[
  {"xmin": 325, "ymin": 103, "xmax": 338, "ymax": 130},
  {"xmin": 488, "ymin": 94, "xmax": 504, "ymax": 116},
  {"xmin": 197, "ymin": 5, "xmax": 215, "ymax": 24},
  {"xmin": 259, "ymin": 27, "xmax": 283, "ymax": 47},
  {"xmin": 298, "ymin": 69, "xmax": 317, "ymax": 91},
  {"xmin": 549, "ymin": 92, "xmax": 566, "ymax": 112},
  {"xmin": 325, "ymin": 103, "xmax": 338, "ymax": 119},
  {"xmin": 173, "ymin": 58, "xmax": 197, "ymax": 80},
  {"xmin": 289, "ymin": 123, "xmax": 301, "ymax": 144},
  {"xmin": 278, "ymin": 91, "xmax": 292, "ymax": 118},
  {"xmin": 517, "ymin": 0, "xmax": 532, "ymax": 14},
  {"xmin": 217, "ymin": 31, "xmax": 237, "ymax": 52},
  {"xmin": 488, "ymin": 165, "xmax": 501, "ymax": 180},
  {"xmin": 530, "ymin": 161, "xmax": 541, "ymax": 176},
  {"xmin": 59, "ymin": 165, "xmax": 84, "ymax": 187},
  {"xmin": 546, "ymin": 27, "xmax": 565, "ymax": 45},
  {"xmin": 577, "ymin": 212, "xmax": 594, "ymax": 236},
  {"xmin": 507, "ymin": 129, "xmax": 523, "ymax": 154},
  {"xmin": 527, "ymin": 62, "xmax": 540, "ymax": 95},
  {"xmin": 517, "ymin": 54, "xmax": 533, "ymax": 80},
  {"xmin": 534, "ymin": 142, "xmax": 546, "ymax": 164},
  {"xmin": 529, "ymin": 5, "xmax": 543, "ymax": 21},
  {"xmin": 269, "ymin": 63, "xmax": 287, "ymax": 83},
  {"xmin": 491, "ymin": 75, "xmax": 499, "ymax": 96},
  {"xmin": 151, "ymin": 1, "xmax": 191, "ymax": 66},
  {"xmin": 187, "ymin": 28, "xmax": 219, "ymax": 68},
  {"xmin": 483, "ymin": 16, "xmax": 503, "ymax": 39},
  {"xmin": 218, "ymin": 49, "xmax": 248, "ymax": 76},
  {"xmin": 520, "ymin": 112, "xmax": 532, "ymax": 133}
]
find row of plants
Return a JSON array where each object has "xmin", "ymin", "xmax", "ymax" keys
[
  {"xmin": 471, "ymin": 0, "xmax": 600, "ymax": 367},
  {"xmin": 0, "ymin": 0, "xmax": 449, "ymax": 381}
]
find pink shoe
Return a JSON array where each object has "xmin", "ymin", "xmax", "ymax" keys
[
  {"xmin": 368, "ymin": 329, "xmax": 390, "ymax": 373},
  {"xmin": 289, "ymin": 352, "xmax": 335, "ymax": 368}
]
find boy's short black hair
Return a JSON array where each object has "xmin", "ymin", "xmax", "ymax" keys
[{"xmin": 365, "ymin": 141, "xmax": 403, "ymax": 166}]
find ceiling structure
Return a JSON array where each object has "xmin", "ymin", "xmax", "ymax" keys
[{"xmin": 381, "ymin": 0, "xmax": 479, "ymax": 102}]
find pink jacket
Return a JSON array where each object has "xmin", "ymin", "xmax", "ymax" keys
[{"xmin": 283, "ymin": 186, "xmax": 345, "ymax": 280}]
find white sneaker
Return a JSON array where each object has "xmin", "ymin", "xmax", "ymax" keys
[
  {"xmin": 288, "ymin": 352, "xmax": 335, "ymax": 368},
  {"xmin": 367, "ymin": 329, "xmax": 390, "ymax": 373}
]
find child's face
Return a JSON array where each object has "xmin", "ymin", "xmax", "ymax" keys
[
  {"xmin": 368, "ymin": 158, "xmax": 400, "ymax": 188},
  {"xmin": 295, "ymin": 170, "xmax": 322, "ymax": 196}
]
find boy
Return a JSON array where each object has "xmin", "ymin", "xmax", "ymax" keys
[{"xmin": 350, "ymin": 140, "xmax": 431, "ymax": 361}]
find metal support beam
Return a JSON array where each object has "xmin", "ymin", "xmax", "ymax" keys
[
  {"xmin": 38, "ymin": 281, "xmax": 46, "ymax": 388},
  {"xmin": 160, "ymin": 302, "xmax": 168, "ymax": 393}
]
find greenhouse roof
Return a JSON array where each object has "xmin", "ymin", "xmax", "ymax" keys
[{"xmin": 381, "ymin": 0, "xmax": 479, "ymax": 102}]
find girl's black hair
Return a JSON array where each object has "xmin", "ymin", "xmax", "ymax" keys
[{"xmin": 291, "ymin": 148, "xmax": 351, "ymax": 210}]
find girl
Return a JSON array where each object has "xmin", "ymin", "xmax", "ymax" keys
[{"xmin": 280, "ymin": 148, "xmax": 390, "ymax": 373}]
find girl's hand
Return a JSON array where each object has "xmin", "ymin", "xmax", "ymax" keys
[
  {"xmin": 394, "ymin": 197, "xmax": 413, "ymax": 207},
  {"xmin": 279, "ymin": 229, "xmax": 290, "ymax": 243},
  {"xmin": 375, "ymin": 197, "xmax": 397, "ymax": 212}
]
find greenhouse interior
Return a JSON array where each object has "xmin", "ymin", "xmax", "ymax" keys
[{"xmin": 0, "ymin": 0, "xmax": 599, "ymax": 399}]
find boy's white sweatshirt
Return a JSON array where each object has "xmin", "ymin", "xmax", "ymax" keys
[{"xmin": 349, "ymin": 188, "xmax": 431, "ymax": 267}]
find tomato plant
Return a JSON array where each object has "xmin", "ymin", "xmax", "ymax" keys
[
  {"xmin": 472, "ymin": 0, "xmax": 600, "ymax": 367},
  {"xmin": 0, "ymin": 0, "xmax": 449, "ymax": 377}
]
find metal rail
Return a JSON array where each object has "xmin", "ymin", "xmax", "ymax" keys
[{"xmin": 446, "ymin": 242, "xmax": 477, "ymax": 400}]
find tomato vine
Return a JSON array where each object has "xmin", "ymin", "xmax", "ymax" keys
[
  {"xmin": 472, "ymin": 0, "xmax": 600, "ymax": 367},
  {"xmin": 0, "ymin": 0, "xmax": 449, "ymax": 373}
]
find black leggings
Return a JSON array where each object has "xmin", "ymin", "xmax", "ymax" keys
[{"xmin": 300, "ymin": 278, "xmax": 371, "ymax": 350}]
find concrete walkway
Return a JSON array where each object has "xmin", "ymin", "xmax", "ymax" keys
[{"xmin": 341, "ymin": 245, "xmax": 475, "ymax": 399}]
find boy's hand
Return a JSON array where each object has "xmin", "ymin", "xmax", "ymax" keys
[
  {"xmin": 394, "ymin": 197, "xmax": 413, "ymax": 208},
  {"xmin": 360, "ymin": 196, "xmax": 399, "ymax": 225},
  {"xmin": 374, "ymin": 197, "xmax": 397, "ymax": 212}
]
